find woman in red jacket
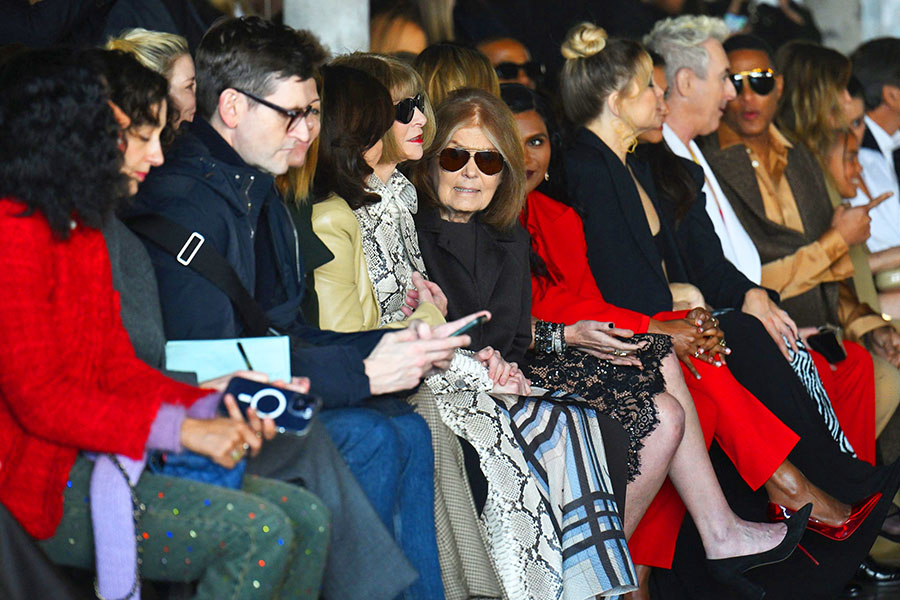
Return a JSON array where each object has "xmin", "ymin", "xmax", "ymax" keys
[{"xmin": 0, "ymin": 48, "xmax": 327, "ymax": 599}]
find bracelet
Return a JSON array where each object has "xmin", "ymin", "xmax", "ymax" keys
[{"xmin": 535, "ymin": 320, "xmax": 566, "ymax": 357}]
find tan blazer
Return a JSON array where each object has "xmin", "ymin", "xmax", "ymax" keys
[{"xmin": 311, "ymin": 194, "xmax": 444, "ymax": 332}]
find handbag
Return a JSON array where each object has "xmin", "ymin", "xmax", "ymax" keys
[{"xmin": 147, "ymin": 450, "xmax": 246, "ymax": 489}]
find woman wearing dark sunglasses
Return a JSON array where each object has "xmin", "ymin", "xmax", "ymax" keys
[{"xmin": 312, "ymin": 59, "xmax": 639, "ymax": 595}]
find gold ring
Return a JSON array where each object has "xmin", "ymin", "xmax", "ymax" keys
[
  {"xmin": 718, "ymin": 339, "xmax": 728, "ymax": 348},
  {"xmin": 231, "ymin": 442, "xmax": 251, "ymax": 462}
]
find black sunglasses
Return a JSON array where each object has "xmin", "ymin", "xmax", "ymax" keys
[
  {"xmin": 439, "ymin": 147, "xmax": 504, "ymax": 176},
  {"xmin": 494, "ymin": 61, "xmax": 546, "ymax": 82},
  {"xmin": 234, "ymin": 88, "xmax": 319, "ymax": 131},
  {"xmin": 395, "ymin": 93, "xmax": 425, "ymax": 124},
  {"xmin": 729, "ymin": 68, "xmax": 776, "ymax": 96}
]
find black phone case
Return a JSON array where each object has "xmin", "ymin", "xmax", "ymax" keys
[
  {"xmin": 222, "ymin": 377, "xmax": 320, "ymax": 435},
  {"xmin": 806, "ymin": 331, "xmax": 847, "ymax": 363}
]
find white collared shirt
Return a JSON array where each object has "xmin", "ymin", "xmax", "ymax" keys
[
  {"xmin": 848, "ymin": 115, "xmax": 900, "ymax": 253},
  {"xmin": 662, "ymin": 123, "xmax": 763, "ymax": 284}
]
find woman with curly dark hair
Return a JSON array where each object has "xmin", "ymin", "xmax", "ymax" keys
[{"xmin": 0, "ymin": 48, "xmax": 329, "ymax": 600}]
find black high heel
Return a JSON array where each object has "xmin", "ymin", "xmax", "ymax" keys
[{"xmin": 706, "ymin": 503, "xmax": 812, "ymax": 600}]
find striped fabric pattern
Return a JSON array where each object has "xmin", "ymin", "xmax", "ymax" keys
[
  {"xmin": 787, "ymin": 340, "xmax": 856, "ymax": 456},
  {"xmin": 501, "ymin": 394, "xmax": 637, "ymax": 599}
]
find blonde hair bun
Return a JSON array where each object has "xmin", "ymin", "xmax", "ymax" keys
[{"xmin": 561, "ymin": 23, "xmax": 608, "ymax": 60}]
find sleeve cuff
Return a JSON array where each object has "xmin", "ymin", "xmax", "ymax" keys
[
  {"xmin": 846, "ymin": 315, "xmax": 891, "ymax": 342},
  {"xmin": 146, "ymin": 403, "xmax": 187, "ymax": 453},
  {"xmin": 820, "ymin": 228, "xmax": 850, "ymax": 262}
]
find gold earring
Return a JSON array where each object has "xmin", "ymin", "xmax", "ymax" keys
[
  {"xmin": 626, "ymin": 136, "xmax": 638, "ymax": 154},
  {"xmin": 544, "ymin": 170, "xmax": 550, "ymax": 181}
]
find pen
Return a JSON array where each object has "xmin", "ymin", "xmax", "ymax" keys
[{"xmin": 236, "ymin": 341, "xmax": 254, "ymax": 371}]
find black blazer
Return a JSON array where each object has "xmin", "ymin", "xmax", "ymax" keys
[
  {"xmin": 415, "ymin": 204, "xmax": 533, "ymax": 363},
  {"xmin": 564, "ymin": 127, "xmax": 763, "ymax": 317}
]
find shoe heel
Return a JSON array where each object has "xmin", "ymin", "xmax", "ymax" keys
[
  {"xmin": 796, "ymin": 543, "xmax": 819, "ymax": 566},
  {"xmin": 706, "ymin": 564, "xmax": 765, "ymax": 600},
  {"xmin": 707, "ymin": 503, "xmax": 812, "ymax": 599}
]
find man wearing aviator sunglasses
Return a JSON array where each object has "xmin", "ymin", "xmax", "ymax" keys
[{"xmin": 702, "ymin": 35, "xmax": 900, "ymax": 468}]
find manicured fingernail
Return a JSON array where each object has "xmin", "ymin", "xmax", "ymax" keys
[
  {"xmin": 698, "ymin": 348, "xmax": 705, "ymax": 354},
  {"xmin": 695, "ymin": 373, "xmax": 702, "ymax": 380},
  {"xmin": 715, "ymin": 361, "xmax": 722, "ymax": 367},
  {"xmin": 725, "ymin": 348, "xmax": 732, "ymax": 354}
]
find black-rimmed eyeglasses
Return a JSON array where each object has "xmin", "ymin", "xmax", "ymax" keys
[{"xmin": 234, "ymin": 88, "xmax": 319, "ymax": 131}]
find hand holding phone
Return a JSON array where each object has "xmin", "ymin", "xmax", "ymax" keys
[
  {"xmin": 222, "ymin": 377, "xmax": 320, "ymax": 435},
  {"xmin": 449, "ymin": 314, "xmax": 488, "ymax": 337}
]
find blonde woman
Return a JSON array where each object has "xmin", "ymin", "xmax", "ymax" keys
[
  {"xmin": 413, "ymin": 42, "xmax": 500, "ymax": 106},
  {"xmin": 106, "ymin": 28, "xmax": 196, "ymax": 127}
]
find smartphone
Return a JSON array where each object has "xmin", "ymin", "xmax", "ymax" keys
[
  {"xmin": 449, "ymin": 315, "xmax": 488, "ymax": 337},
  {"xmin": 222, "ymin": 377, "xmax": 320, "ymax": 436},
  {"xmin": 806, "ymin": 329, "xmax": 847, "ymax": 364}
]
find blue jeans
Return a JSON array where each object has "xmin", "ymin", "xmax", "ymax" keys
[{"xmin": 320, "ymin": 407, "xmax": 444, "ymax": 600}]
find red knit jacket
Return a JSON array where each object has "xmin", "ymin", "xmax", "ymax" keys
[
  {"xmin": 0, "ymin": 199, "xmax": 206, "ymax": 539},
  {"xmin": 522, "ymin": 190, "xmax": 687, "ymax": 330}
]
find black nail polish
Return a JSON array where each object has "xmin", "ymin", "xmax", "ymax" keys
[{"xmin": 608, "ymin": 323, "xmax": 615, "ymax": 328}]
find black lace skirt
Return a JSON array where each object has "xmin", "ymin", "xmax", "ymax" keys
[{"xmin": 524, "ymin": 333, "xmax": 673, "ymax": 481}]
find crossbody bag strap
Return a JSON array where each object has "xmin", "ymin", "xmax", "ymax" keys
[{"xmin": 126, "ymin": 214, "xmax": 272, "ymax": 337}]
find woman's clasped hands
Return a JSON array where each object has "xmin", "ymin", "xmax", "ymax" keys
[{"xmin": 650, "ymin": 308, "xmax": 730, "ymax": 379}]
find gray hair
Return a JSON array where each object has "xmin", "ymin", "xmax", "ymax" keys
[{"xmin": 644, "ymin": 15, "xmax": 729, "ymax": 86}]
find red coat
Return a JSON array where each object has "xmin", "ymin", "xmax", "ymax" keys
[
  {"xmin": 524, "ymin": 190, "xmax": 686, "ymax": 330},
  {"xmin": 0, "ymin": 199, "xmax": 206, "ymax": 539}
]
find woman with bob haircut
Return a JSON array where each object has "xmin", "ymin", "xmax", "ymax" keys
[
  {"xmin": 311, "ymin": 64, "xmax": 639, "ymax": 597},
  {"xmin": 318, "ymin": 53, "xmax": 512, "ymax": 599},
  {"xmin": 558, "ymin": 22, "xmax": 900, "ymax": 600},
  {"xmin": 313, "ymin": 57, "xmax": 442, "ymax": 330},
  {"xmin": 413, "ymin": 42, "xmax": 500, "ymax": 107},
  {"xmin": 0, "ymin": 48, "xmax": 329, "ymax": 600},
  {"xmin": 308, "ymin": 63, "xmax": 447, "ymax": 600},
  {"xmin": 106, "ymin": 27, "xmax": 196, "ymax": 127}
]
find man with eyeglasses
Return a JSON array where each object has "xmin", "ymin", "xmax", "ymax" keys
[
  {"xmin": 126, "ymin": 17, "xmax": 468, "ymax": 599},
  {"xmin": 700, "ymin": 35, "xmax": 900, "ymax": 502}
]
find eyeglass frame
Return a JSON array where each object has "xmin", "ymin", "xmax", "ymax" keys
[
  {"xmin": 233, "ymin": 88, "xmax": 318, "ymax": 131},
  {"xmin": 494, "ymin": 61, "xmax": 546, "ymax": 82},
  {"xmin": 729, "ymin": 68, "xmax": 777, "ymax": 96},
  {"xmin": 438, "ymin": 147, "xmax": 505, "ymax": 176},
  {"xmin": 395, "ymin": 93, "xmax": 425, "ymax": 124}
]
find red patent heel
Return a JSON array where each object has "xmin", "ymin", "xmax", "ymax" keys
[{"xmin": 767, "ymin": 492, "xmax": 882, "ymax": 541}]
